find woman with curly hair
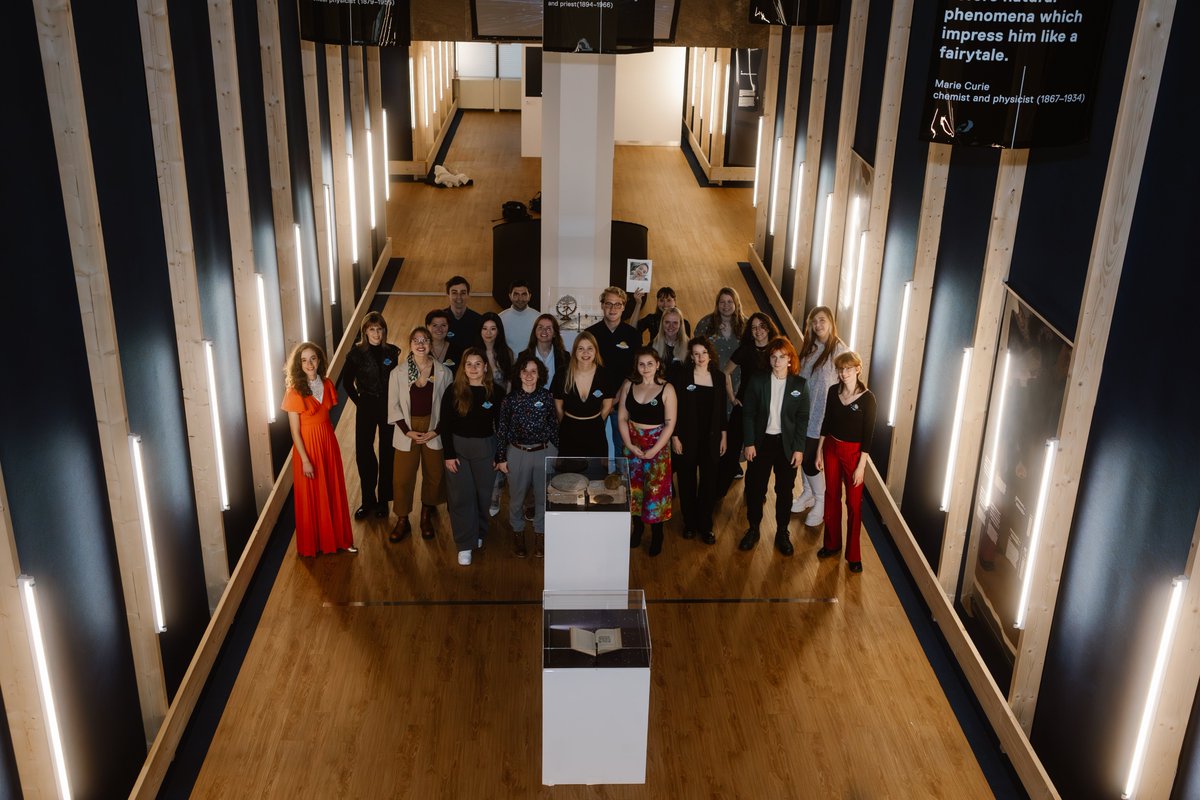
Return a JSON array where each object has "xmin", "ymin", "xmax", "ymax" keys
[
  {"xmin": 282, "ymin": 342, "xmax": 355, "ymax": 557},
  {"xmin": 521, "ymin": 313, "xmax": 568, "ymax": 390},
  {"xmin": 617, "ymin": 347, "xmax": 677, "ymax": 556},
  {"xmin": 439, "ymin": 348, "xmax": 506, "ymax": 565}
]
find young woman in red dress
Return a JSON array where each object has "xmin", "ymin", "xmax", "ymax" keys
[{"xmin": 282, "ymin": 342, "xmax": 356, "ymax": 556}]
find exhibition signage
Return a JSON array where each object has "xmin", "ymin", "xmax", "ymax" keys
[
  {"xmin": 748, "ymin": 0, "xmax": 841, "ymax": 27},
  {"xmin": 298, "ymin": 0, "xmax": 409, "ymax": 46},
  {"xmin": 920, "ymin": 0, "xmax": 1111, "ymax": 148},
  {"xmin": 542, "ymin": 0, "xmax": 655, "ymax": 55}
]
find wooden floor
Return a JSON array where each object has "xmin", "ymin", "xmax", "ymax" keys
[{"xmin": 191, "ymin": 112, "xmax": 994, "ymax": 799}]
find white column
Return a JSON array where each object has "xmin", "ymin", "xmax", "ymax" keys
[{"xmin": 541, "ymin": 52, "xmax": 616, "ymax": 306}]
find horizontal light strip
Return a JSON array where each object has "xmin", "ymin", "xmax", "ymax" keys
[
  {"xmin": 203, "ymin": 340, "xmax": 231, "ymax": 510},
  {"xmin": 940, "ymin": 347, "xmax": 973, "ymax": 511},
  {"xmin": 256, "ymin": 274, "xmax": 276, "ymax": 423},
  {"xmin": 887, "ymin": 281, "xmax": 913, "ymax": 426},
  {"xmin": 17, "ymin": 575, "xmax": 72, "ymax": 800},
  {"xmin": 129, "ymin": 435, "xmax": 167, "ymax": 632}
]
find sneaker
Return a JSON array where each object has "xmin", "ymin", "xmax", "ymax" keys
[
  {"xmin": 457, "ymin": 550, "xmax": 473, "ymax": 566},
  {"xmin": 477, "ymin": 537, "xmax": 485, "ymax": 549},
  {"xmin": 733, "ymin": 468, "xmax": 745, "ymax": 480},
  {"xmin": 524, "ymin": 505, "xmax": 535, "ymax": 522},
  {"xmin": 489, "ymin": 493, "xmax": 501, "ymax": 517},
  {"xmin": 341, "ymin": 545, "xmax": 359, "ymax": 554}
]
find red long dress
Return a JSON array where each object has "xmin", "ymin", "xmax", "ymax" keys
[{"xmin": 283, "ymin": 380, "xmax": 353, "ymax": 556}]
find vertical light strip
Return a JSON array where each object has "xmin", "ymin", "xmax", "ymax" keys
[
  {"xmin": 752, "ymin": 117, "xmax": 763, "ymax": 208},
  {"xmin": 408, "ymin": 56, "xmax": 417, "ymax": 129},
  {"xmin": 1014, "ymin": 439, "xmax": 1058, "ymax": 628},
  {"xmin": 16, "ymin": 576, "xmax": 72, "ymax": 800},
  {"xmin": 203, "ymin": 340, "xmax": 231, "ymax": 510},
  {"xmin": 382, "ymin": 109, "xmax": 390, "ymax": 201},
  {"xmin": 708, "ymin": 58, "xmax": 720, "ymax": 136},
  {"xmin": 293, "ymin": 223, "xmax": 308, "ymax": 338},
  {"xmin": 720, "ymin": 64, "xmax": 731, "ymax": 136},
  {"xmin": 788, "ymin": 163, "xmax": 804, "ymax": 269},
  {"xmin": 421, "ymin": 56, "xmax": 430, "ymax": 129},
  {"xmin": 815, "ymin": 194, "xmax": 834, "ymax": 305},
  {"xmin": 438, "ymin": 42, "xmax": 445, "ymax": 102},
  {"xmin": 129, "ymin": 435, "xmax": 167, "ymax": 632},
  {"xmin": 888, "ymin": 281, "xmax": 913, "ymax": 426},
  {"xmin": 848, "ymin": 231, "xmax": 868, "ymax": 349},
  {"xmin": 1123, "ymin": 576, "xmax": 1189, "ymax": 799},
  {"xmin": 689, "ymin": 49, "xmax": 698, "ymax": 110},
  {"xmin": 940, "ymin": 347, "xmax": 973, "ymax": 511},
  {"xmin": 768, "ymin": 138, "xmax": 782, "ymax": 235},
  {"xmin": 431, "ymin": 51, "xmax": 439, "ymax": 115},
  {"xmin": 347, "ymin": 155, "xmax": 358, "ymax": 263},
  {"xmin": 842, "ymin": 196, "xmax": 862, "ymax": 309},
  {"xmin": 366, "ymin": 130, "xmax": 377, "ymax": 230},
  {"xmin": 697, "ymin": 50, "xmax": 707, "ymax": 120},
  {"xmin": 323, "ymin": 185, "xmax": 337, "ymax": 305},
  {"xmin": 983, "ymin": 351, "xmax": 1012, "ymax": 507},
  {"xmin": 255, "ymin": 274, "xmax": 277, "ymax": 423}
]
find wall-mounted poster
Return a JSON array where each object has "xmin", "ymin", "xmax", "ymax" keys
[
  {"xmin": 919, "ymin": 0, "xmax": 1111, "ymax": 148},
  {"xmin": 963, "ymin": 291, "xmax": 1071, "ymax": 657},
  {"xmin": 298, "ymin": 0, "xmax": 409, "ymax": 46},
  {"xmin": 748, "ymin": 0, "xmax": 840, "ymax": 26}
]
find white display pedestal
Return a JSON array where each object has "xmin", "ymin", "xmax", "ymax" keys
[
  {"xmin": 542, "ymin": 590, "xmax": 650, "ymax": 786},
  {"xmin": 544, "ymin": 457, "xmax": 630, "ymax": 593}
]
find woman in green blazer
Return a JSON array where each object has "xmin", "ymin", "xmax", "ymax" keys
[{"xmin": 739, "ymin": 337, "xmax": 810, "ymax": 555}]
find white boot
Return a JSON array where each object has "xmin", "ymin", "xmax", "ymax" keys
[
  {"xmin": 804, "ymin": 471, "xmax": 826, "ymax": 527},
  {"xmin": 791, "ymin": 472, "xmax": 814, "ymax": 513}
]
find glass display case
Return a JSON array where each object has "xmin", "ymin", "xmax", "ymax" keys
[
  {"xmin": 543, "ymin": 590, "xmax": 651, "ymax": 669},
  {"xmin": 545, "ymin": 456, "xmax": 630, "ymax": 512}
]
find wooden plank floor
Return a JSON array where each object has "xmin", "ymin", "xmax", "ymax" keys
[{"xmin": 191, "ymin": 112, "xmax": 993, "ymax": 799}]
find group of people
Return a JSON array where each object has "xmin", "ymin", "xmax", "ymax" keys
[{"xmin": 281, "ymin": 276, "xmax": 877, "ymax": 573}]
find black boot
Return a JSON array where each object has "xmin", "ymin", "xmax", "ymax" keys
[
  {"xmin": 630, "ymin": 518, "xmax": 644, "ymax": 548},
  {"xmin": 648, "ymin": 523, "xmax": 664, "ymax": 556}
]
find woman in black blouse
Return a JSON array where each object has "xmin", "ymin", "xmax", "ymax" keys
[
  {"xmin": 440, "ymin": 348, "xmax": 505, "ymax": 566},
  {"xmin": 496, "ymin": 354, "xmax": 559, "ymax": 558},
  {"xmin": 716, "ymin": 312, "xmax": 779, "ymax": 497},
  {"xmin": 815, "ymin": 351, "xmax": 876, "ymax": 573},
  {"xmin": 552, "ymin": 332, "xmax": 613, "ymax": 457},
  {"xmin": 671, "ymin": 337, "xmax": 729, "ymax": 544},
  {"xmin": 342, "ymin": 311, "xmax": 401, "ymax": 519}
]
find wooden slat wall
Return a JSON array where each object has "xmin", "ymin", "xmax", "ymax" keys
[
  {"xmin": 208, "ymin": 0, "xmax": 275, "ymax": 510},
  {"xmin": 751, "ymin": 30, "xmax": 781, "ymax": 259},
  {"xmin": 766, "ymin": 33, "xmax": 804, "ymax": 286},
  {"xmin": 325, "ymin": 45, "xmax": 357, "ymax": 319},
  {"xmin": 301, "ymin": 40, "xmax": 335, "ymax": 347},
  {"xmin": 785, "ymin": 27, "xmax": 830, "ymax": 313},
  {"xmin": 936, "ymin": 150, "xmax": 1027, "ymax": 599},
  {"xmin": 348, "ymin": 46, "xmax": 371, "ymax": 276},
  {"xmin": 1009, "ymin": 0, "xmax": 1178, "ymax": 733},
  {"xmin": 32, "ymin": 0, "xmax": 171, "ymax": 743},
  {"xmin": 367, "ymin": 47, "xmax": 388, "ymax": 256}
]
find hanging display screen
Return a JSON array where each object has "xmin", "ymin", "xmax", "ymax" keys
[
  {"xmin": 472, "ymin": 0, "xmax": 679, "ymax": 43},
  {"xmin": 919, "ymin": 0, "xmax": 1111, "ymax": 148},
  {"xmin": 747, "ymin": 0, "xmax": 841, "ymax": 26},
  {"xmin": 298, "ymin": 0, "xmax": 409, "ymax": 46},
  {"xmin": 542, "ymin": 0, "xmax": 654, "ymax": 54}
]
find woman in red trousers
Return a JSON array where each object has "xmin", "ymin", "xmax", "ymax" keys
[
  {"xmin": 815, "ymin": 351, "xmax": 876, "ymax": 573},
  {"xmin": 283, "ymin": 342, "xmax": 356, "ymax": 557}
]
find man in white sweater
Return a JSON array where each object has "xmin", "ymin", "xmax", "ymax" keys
[{"xmin": 498, "ymin": 279, "xmax": 539, "ymax": 353}]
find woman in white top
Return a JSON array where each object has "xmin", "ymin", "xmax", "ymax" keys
[
  {"xmin": 387, "ymin": 326, "xmax": 454, "ymax": 542},
  {"xmin": 791, "ymin": 306, "xmax": 848, "ymax": 525}
]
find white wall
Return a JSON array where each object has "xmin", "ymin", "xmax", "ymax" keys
[
  {"xmin": 522, "ymin": 46, "xmax": 687, "ymax": 156},
  {"xmin": 614, "ymin": 47, "xmax": 686, "ymax": 146}
]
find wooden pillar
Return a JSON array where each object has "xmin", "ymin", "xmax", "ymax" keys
[
  {"xmin": 766, "ymin": 32, "xmax": 804, "ymax": 287},
  {"xmin": 32, "ymin": 0, "xmax": 172, "ymax": 745},
  {"xmin": 257, "ymin": 0, "xmax": 304, "ymax": 349},
  {"xmin": 1009, "ymin": 0, "xmax": 1179, "ymax": 733},
  {"xmin": 786, "ymin": 27, "xmax": 831, "ymax": 313},
  {"xmin": 137, "ymin": 0, "xmax": 232, "ymax": 611},
  {"xmin": 751, "ymin": 29, "xmax": 782, "ymax": 259},
  {"xmin": 855, "ymin": 0, "xmax": 915, "ymax": 383},
  {"xmin": 208, "ymin": 0, "xmax": 275, "ymax": 511},
  {"xmin": 936, "ymin": 149, "xmax": 1027, "ymax": 600},
  {"xmin": 301, "ymin": 41, "xmax": 335, "ymax": 347},
  {"xmin": 884, "ymin": 144, "xmax": 951, "ymax": 502}
]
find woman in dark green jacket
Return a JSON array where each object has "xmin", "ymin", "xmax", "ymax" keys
[{"xmin": 739, "ymin": 337, "xmax": 810, "ymax": 556}]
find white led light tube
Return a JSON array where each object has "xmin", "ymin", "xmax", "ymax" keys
[
  {"xmin": 848, "ymin": 231, "xmax": 868, "ymax": 350},
  {"xmin": 888, "ymin": 281, "xmax": 913, "ymax": 427},
  {"xmin": 788, "ymin": 164, "xmax": 804, "ymax": 269},
  {"xmin": 382, "ymin": 109, "xmax": 390, "ymax": 202},
  {"xmin": 720, "ymin": 64, "xmax": 730, "ymax": 136},
  {"xmin": 1123, "ymin": 575, "xmax": 1189, "ymax": 799},
  {"xmin": 323, "ymin": 184, "xmax": 336, "ymax": 305},
  {"xmin": 940, "ymin": 347, "xmax": 973, "ymax": 511},
  {"xmin": 347, "ymin": 155, "xmax": 358, "ymax": 263},
  {"xmin": 366, "ymin": 131, "xmax": 376, "ymax": 231},
  {"xmin": 816, "ymin": 194, "xmax": 833, "ymax": 305},
  {"xmin": 293, "ymin": 223, "xmax": 308, "ymax": 339},
  {"xmin": 256, "ymin": 274, "xmax": 276, "ymax": 423},
  {"xmin": 203, "ymin": 340, "xmax": 231, "ymax": 510},
  {"xmin": 769, "ymin": 138, "xmax": 782, "ymax": 236},
  {"xmin": 698, "ymin": 50, "xmax": 707, "ymax": 121},
  {"xmin": 129, "ymin": 434, "xmax": 167, "ymax": 632},
  {"xmin": 1015, "ymin": 438, "xmax": 1057, "ymax": 629},
  {"xmin": 408, "ymin": 57, "xmax": 417, "ymax": 129},
  {"xmin": 983, "ymin": 351, "xmax": 1012, "ymax": 508},
  {"xmin": 752, "ymin": 117, "xmax": 763, "ymax": 208},
  {"xmin": 17, "ymin": 575, "xmax": 72, "ymax": 800}
]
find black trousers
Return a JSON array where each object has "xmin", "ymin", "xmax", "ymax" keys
[
  {"xmin": 674, "ymin": 444, "xmax": 720, "ymax": 533},
  {"xmin": 715, "ymin": 405, "xmax": 745, "ymax": 496},
  {"xmin": 354, "ymin": 396, "xmax": 393, "ymax": 505},
  {"xmin": 743, "ymin": 434, "xmax": 797, "ymax": 533}
]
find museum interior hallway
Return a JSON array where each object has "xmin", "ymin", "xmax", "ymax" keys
[{"xmin": 179, "ymin": 111, "xmax": 1005, "ymax": 799}]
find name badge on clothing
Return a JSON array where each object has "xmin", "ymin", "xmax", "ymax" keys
[
  {"xmin": 593, "ymin": 389, "xmax": 603, "ymax": 398},
  {"xmin": 790, "ymin": 389, "xmax": 802, "ymax": 397},
  {"xmin": 616, "ymin": 341, "xmax": 630, "ymax": 349},
  {"xmin": 482, "ymin": 401, "xmax": 494, "ymax": 410},
  {"xmin": 686, "ymin": 384, "xmax": 697, "ymax": 391},
  {"xmin": 534, "ymin": 400, "xmax": 545, "ymax": 408}
]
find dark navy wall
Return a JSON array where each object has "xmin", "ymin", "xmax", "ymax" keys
[
  {"xmin": 865, "ymin": 0, "xmax": 939, "ymax": 481},
  {"xmin": 1031, "ymin": 3, "xmax": 1200, "ymax": 797},
  {"xmin": 232, "ymin": 0, "xmax": 292, "ymax": 474},
  {"xmin": 167, "ymin": 0, "xmax": 260, "ymax": 574},
  {"xmin": 1006, "ymin": 0, "xmax": 1139, "ymax": 338},
  {"xmin": 898, "ymin": 147, "xmax": 998, "ymax": 569},
  {"xmin": 71, "ymin": 0, "xmax": 211, "ymax": 699},
  {"xmin": 852, "ymin": 0, "xmax": 893, "ymax": 167},
  {"xmin": 1, "ymin": 6, "xmax": 146, "ymax": 797},
  {"xmin": 762, "ymin": 27, "xmax": 792, "ymax": 275},
  {"xmin": 800, "ymin": 5, "xmax": 851, "ymax": 317},
  {"xmin": 380, "ymin": 45, "xmax": 416, "ymax": 162}
]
